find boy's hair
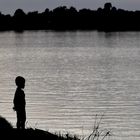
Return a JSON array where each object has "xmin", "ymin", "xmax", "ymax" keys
[{"xmin": 15, "ymin": 76, "xmax": 25, "ymax": 86}]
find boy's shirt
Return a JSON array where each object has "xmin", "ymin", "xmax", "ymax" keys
[{"xmin": 13, "ymin": 87, "xmax": 26, "ymax": 111}]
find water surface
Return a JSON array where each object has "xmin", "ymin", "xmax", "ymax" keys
[{"xmin": 0, "ymin": 31, "xmax": 140, "ymax": 140}]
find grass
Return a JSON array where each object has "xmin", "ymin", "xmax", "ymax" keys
[
  {"xmin": 83, "ymin": 115, "xmax": 112, "ymax": 140},
  {"xmin": 0, "ymin": 115, "xmax": 111, "ymax": 140}
]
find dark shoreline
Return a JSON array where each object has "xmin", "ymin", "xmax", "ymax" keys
[
  {"xmin": 0, "ymin": 3, "xmax": 140, "ymax": 32},
  {"xmin": 0, "ymin": 116, "xmax": 111, "ymax": 140},
  {"xmin": 0, "ymin": 128, "xmax": 80, "ymax": 140},
  {"xmin": 0, "ymin": 116, "xmax": 80, "ymax": 140}
]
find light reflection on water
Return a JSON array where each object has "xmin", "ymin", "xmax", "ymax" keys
[{"xmin": 0, "ymin": 31, "xmax": 140, "ymax": 140}]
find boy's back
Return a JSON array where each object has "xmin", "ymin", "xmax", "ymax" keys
[{"xmin": 14, "ymin": 87, "xmax": 26, "ymax": 111}]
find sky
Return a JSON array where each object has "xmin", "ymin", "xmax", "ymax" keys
[{"xmin": 0, "ymin": 0, "xmax": 140, "ymax": 15}]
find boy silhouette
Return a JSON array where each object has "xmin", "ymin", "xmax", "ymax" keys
[{"xmin": 13, "ymin": 76, "xmax": 26, "ymax": 129}]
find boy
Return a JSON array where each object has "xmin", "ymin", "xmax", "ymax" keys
[{"xmin": 13, "ymin": 76, "xmax": 26, "ymax": 129}]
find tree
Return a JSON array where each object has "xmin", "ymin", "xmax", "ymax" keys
[
  {"xmin": 14, "ymin": 9, "xmax": 26, "ymax": 17},
  {"xmin": 104, "ymin": 2, "xmax": 112, "ymax": 12}
]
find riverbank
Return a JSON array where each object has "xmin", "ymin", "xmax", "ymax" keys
[
  {"xmin": 0, "ymin": 115, "xmax": 111, "ymax": 140},
  {"xmin": 0, "ymin": 116, "xmax": 79, "ymax": 140},
  {"xmin": 0, "ymin": 128, "xmax": 80, "ymax": 140}
]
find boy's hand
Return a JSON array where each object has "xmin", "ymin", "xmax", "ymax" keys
[{"xmin": 13, "ymin": 107, "xmax": 16, "ymax": 111}]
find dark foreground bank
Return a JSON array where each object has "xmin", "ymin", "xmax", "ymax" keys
[
  {"xmin": 0, "ymin": 116, "xmax": 111, "ymax": 140},
  {"xmin": 0, "ymin": 128, "xmax": 79, "ymax": 140},
  {"xmin": 0, "ymin": 116, "xmax": 79, "ymax": 140}
]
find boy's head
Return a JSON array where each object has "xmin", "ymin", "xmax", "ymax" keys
[{"xmin": 15, "ymin": 76, "xmax": 25, "ymax": 89}]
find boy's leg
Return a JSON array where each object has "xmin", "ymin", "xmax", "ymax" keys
[
  {"xmin": 21, "ymin": 119, "xmax": 25, "ymax": 129},
  {"xmin": 16, "ymin": 121, "xmax": 20, "ymax": 129},
  {"xmin": 21, "ymin": 109, "xmax": 26, "ymax": 129},
  {"xmin": 16, "ymin": 111, "xmax": 21, "ymax": 129}
]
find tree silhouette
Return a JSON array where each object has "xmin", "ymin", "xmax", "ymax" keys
[
  {"xmin": 0, "ymin": 2, "xmax": 139, "ymax": 31},
  {"xmin": 14, "ymin": 9, "xmax": 26, "ymax": 17},
  {"xmin": 104, "ymin": 2, "xmax": 112, "ymax": 12},
  {"xmin": 13, "ymin": 9, "xmax": 26, "ymax": 31}
]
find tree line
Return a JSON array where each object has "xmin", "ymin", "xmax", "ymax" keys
[{"xmin": 1, "ymin": 3, "xmax": 140, "ymax": 32}]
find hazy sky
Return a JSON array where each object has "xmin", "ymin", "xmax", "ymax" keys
[{"xmin": 1, "ymin": 0, "xmax": 140, "ymax": 14}]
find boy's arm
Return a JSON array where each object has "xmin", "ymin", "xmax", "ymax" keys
[
  {"xmin": 13, "ymin": 106, "xmax": 16, "ymax": 111},
  {"xmin": 13, "ymin": 93, "xmax": 17, "ymax": 111}
]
